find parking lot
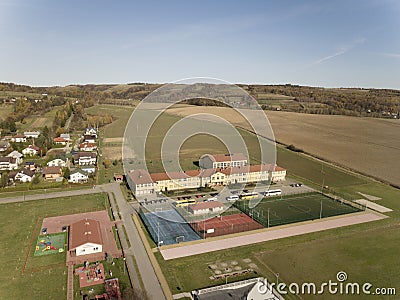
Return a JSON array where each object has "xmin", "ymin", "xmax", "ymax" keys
[{"xmin": 146, "ymin": 179, "xmax": 315, "ymax": 205}]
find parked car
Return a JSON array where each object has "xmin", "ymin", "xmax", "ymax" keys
[{"xmin": 290, "ymin": 183, "xmax": 303, "ymax": 187}]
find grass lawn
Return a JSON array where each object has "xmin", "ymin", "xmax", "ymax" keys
[
  {"xmin": 85, "ymin": 104, "xmax": 135, "ymax": 138},
  {"xmin": 0, "ymin": 104, "xmax": 13, "ymax": 119},
  {"xmin": 0, "ymin": 193, "xmax": 109, "ymax": 299},
  {"xmin": 17, "ymin": 105, "xmax": 63, "ymax": 131}
]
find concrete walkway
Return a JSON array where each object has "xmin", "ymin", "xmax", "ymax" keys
[
  {"xmin": 67, "ymin": 264, "xmax": 74, "ymax": 300},
  {"xmin": 161, "ymin": 212, "xmax": 385, "ymax": 260}
]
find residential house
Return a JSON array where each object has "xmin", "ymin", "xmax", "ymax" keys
[
  {"xmin": 0, "ymin": 157, "xmax": 18, "ymax": 170},
  {"xmin": 69, "ymin": 169, "xmax": 89, "ymax": 183},
  {"xmin": 7, "ymin": 150, "xmax": 23, "ymax": 164},
  {"xmin": 12, "ymin": 134, "xmax": 27, "ymax": 143},
  {"xmin": 13, "ymin": 168, "xmax": 35, "ymax": 183},
  {"xmin": 69, "ymin": 219, "xmax": 103, "ymax": 257},
  {"xmin": 188, "ymin": 201, "xmax": 225, "ymax": 215},
  {"xmin": 84, "ymin": 127, "xmax": 98, "ymax": 137},
  {"xmin": 60, "ymin": 133, "xmax": 71, "ymax": 141},
  {"xmin": 22, "ymin": 145, "xmax": 40, "ymax": 156},
  {"xmin": 82, "ymin": 134, "xmax": 96, "ymax": 144},
  {"xmin": 42, "ymin": 166, "xmax": 62, "ymax": 180},
  {"xmin": 79, "ymin": 142, "xmax": 97, "ymax": 152},
  {"xmin": 73, "ymin": 152, "xmax": 97, "ymax": 166},
  {"xmin": 126, "ymin": 169, "xmax": 156, "ymax": 196},
  {"xmin": 199, "ymin": 153, "xmax": 248, "ymax": 169},
  {"xmin": 114, "ymin": 174, "xmax": 124, "ymax": 182},
  {"xmin": 47, "ymin": 158, "xmax": 67, "ymax": 167},
  {"xmin": 0, "ymin": 140, "xmax": 10, "ymax": 152},
  {"xmin": 81, "ymin": 165, "xmax": 96, "ymax": 174},
  {"xmin": 53, "ymin": 137, "xmax": 68, "ymax": 145},
  {"xmin": 24, "ymin": 131, "xmax": 40, "ymax": 138},
  {"xmin": 25, "ymin": 161, "xmax": 37, "ymax": 171}
]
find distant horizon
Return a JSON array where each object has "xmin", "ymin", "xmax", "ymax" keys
[{"xmin": 1, "ymin": 80, "xmax": 400, "ymax": 91}]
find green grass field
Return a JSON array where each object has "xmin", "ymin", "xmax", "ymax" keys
[
  {"xmin": 0, "ymin": 193, "xmax": 109, "ymax": 299},
  {"xmin": 0, "ymin": 104, "xmax": 13, "ymax": 119},
  {"xmin": 85, "ymin": 104, "xmax": 135, "ymax": 138},
  {"xmin": 235, "ymin": 193, "xmax": 362, "ymax": 227}
]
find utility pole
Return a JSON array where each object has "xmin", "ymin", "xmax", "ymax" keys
[{"xmin": 320, "ymin": 199, "xmax": 323, "ymax": 219}]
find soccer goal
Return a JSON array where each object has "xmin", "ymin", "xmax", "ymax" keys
[{"xmin": 176, "ymin": 235, "xmax": 185, "ymax": 243}]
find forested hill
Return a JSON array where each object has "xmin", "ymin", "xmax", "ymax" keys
[{"xmin": 1, "ymin": 82, "xmax": 399, "ymax": 118}]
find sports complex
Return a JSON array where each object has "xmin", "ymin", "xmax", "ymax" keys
[{"xmin": 138, "ymin": 190, "xmax": 366, "ymax": 246}]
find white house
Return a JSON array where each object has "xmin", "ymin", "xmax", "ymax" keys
[
  {"xmin": 84, "ymin": 127, "xmax": 98, "ymax": 137},
  {"xmin": 69, "ymin": 169, "xmax": 89, "ymax": 183},
  {"xmin": 24, "ymin": 131, "xmax": 40, "ymax": 138},
  {"xmin": 69, "ymin": 219, "xmax": 103, "ymax": 257},
  {"xmin": 0, "ymin": 157, "xmax": 18, "ymax": 170},
  {"xmin": 188, "ymin": 201, "xmax": 225, "ymax": 215},
  {"xmin": 22, "ymin": 145, "xmax": 40, "ymax": 156},
  {"xmin": 12, "ymin": 134, "xmax": 27, "ymax": 143},
  {"xmin": 82, "ymin": 134, "xmax": 96, "ymax": 144},
  {"xmin": 47, "ymin": 158, "xmax": 67, "ymax": 167},
  {"xmin": 81, "ymin": 165, "xmax": 96, "ymax": 174},
  {"xmin": 73, "ymin": 152, "xmax": 97, "ymax": 166},
  {"xmin": 199, "ymin": 153, "xmax": 248, "ymax": 169},
  {"xmin": 14, "ymin": 169, "xmax": 35, "ymax": 182},
  {"xmin": 7, "ymin": 150, "xmax": 23, "ymax": 164}
]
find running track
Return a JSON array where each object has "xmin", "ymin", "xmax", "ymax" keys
[{"xmin": 160, "ymin": 212, "xmax": 385, "ymax": 260}]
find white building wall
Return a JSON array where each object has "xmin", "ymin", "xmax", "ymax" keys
[{"xmin": 75, "ymin": 243, "xmax": 102, "ymax": 256}]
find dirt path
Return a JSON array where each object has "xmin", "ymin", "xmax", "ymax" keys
[{"xmin": 160, "ymin": 212, "xmax": 385, "ymax": 260}]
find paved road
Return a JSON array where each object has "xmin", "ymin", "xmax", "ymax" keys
[
  {"xmin": 103, "ymin": 183, "xmax": 166, "ymax": 300},
  {"xmin": 0, "ymin": 186, "xmax": 104, "ymax": 204}
]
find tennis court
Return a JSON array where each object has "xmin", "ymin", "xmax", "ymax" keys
[
  {"xmin": 140, "ymin": 209, "xmax": 201, "ymax": 245},
  {"xmin": 234, "ymin": 192, "xmax": 364, "ymax": 227}
]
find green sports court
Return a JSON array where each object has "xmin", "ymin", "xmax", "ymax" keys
[{"xmin": 234, "ymin": 192, "xmax": 365, "ymax": 228}]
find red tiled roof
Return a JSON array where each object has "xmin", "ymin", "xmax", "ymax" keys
[
  {"xmin": 69, "ymin": 219, "xmax": 102, "ymax": 249},
  {"xmin": 54, "ymin": 137, "xmax": 67, "ymax": 142},
  {"xmin": 127, "ymin": 169, "xmax": 153, "ymax": 185},
  {"xmin": 42, "ymin": 166, "xmax": 62, "ymax": 175}
]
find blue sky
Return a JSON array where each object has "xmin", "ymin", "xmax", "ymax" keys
[{"xmin": 0, "ymin": 0, "xmax": 399, "ymax": 88}]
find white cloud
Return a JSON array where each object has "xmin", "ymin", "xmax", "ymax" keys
[
  {"xmin": 379, "ymin": 52, "xmax": 400, "ymax": 59},
  {"xmin": 312, "ymin": 38, "xmax": 366, "ymax": 65}
]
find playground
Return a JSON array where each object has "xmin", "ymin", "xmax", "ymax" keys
[
  {"xmin": 34, "ymin": 232, "xmax": 66, "ymax": 256},
  {"xmin": 234, "ymin": 192, "xmax": 364, "ymax": 227},
  {"xmin": 75, "ymin": 262, "xmax": 105, "ymax": 288}
]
